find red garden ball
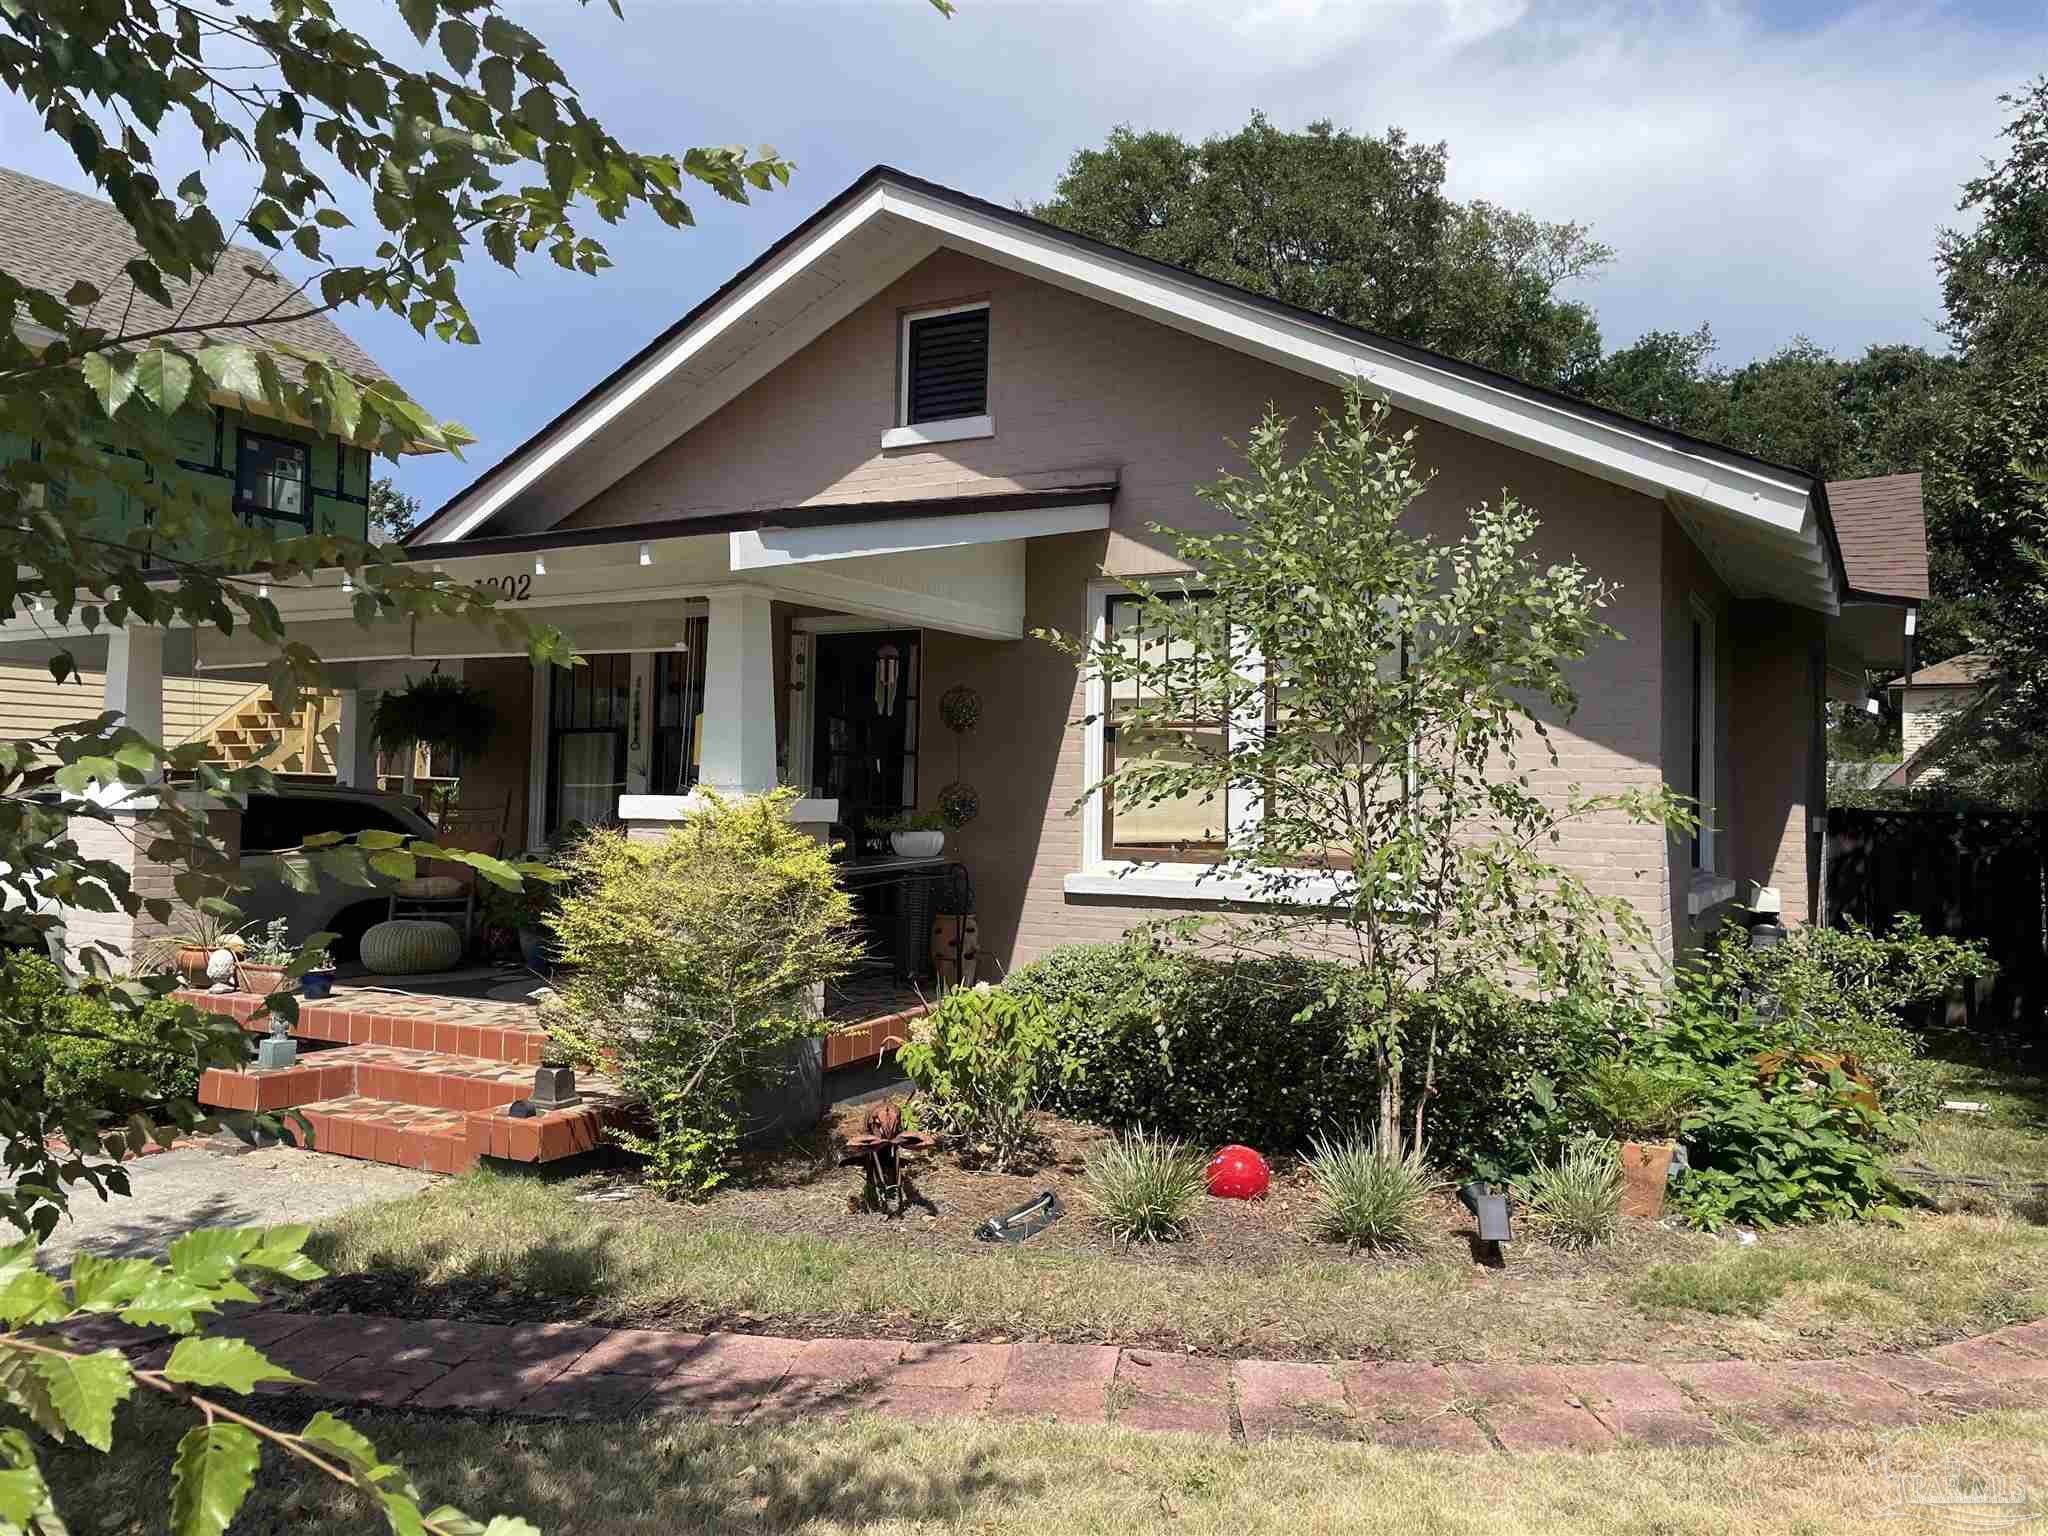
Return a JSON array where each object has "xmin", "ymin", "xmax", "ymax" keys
[{"xmin": 1206, "ymin": 1144, "xmax": 1270, "ymax": 1200}]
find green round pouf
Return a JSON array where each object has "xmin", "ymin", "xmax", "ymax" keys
[{"xmin": 360, "ymin": 919, "xmax": 463, "ymax": 975}]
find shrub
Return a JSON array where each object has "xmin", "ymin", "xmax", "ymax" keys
[
  {"xmin": 1007, "ymin": 939, "xmax": 1629, "ymax": 1177},
  {"xmin": 897, "ymin": 985, "xmax": 1076, "ymax": 1170},
  {"xmin": 1646, "ymin": 981, "xmax": 1907, "ymax": 1230},
  {"xmin": 1302, "ymin": 1127, "xmax": 1442, "ymax": 1251},
  {"xmin": 1080, "ymin": 1129, "xmax": 1208, "ymax": 1242},
  {"xmin": 1517, "ymin": 1138, "xmax": 1623, "ymax": 1249},
  {"xmin": 1698, "ymin": 916, "xmax": 1992, "ymax": 1118},
  {"xmin": 1575, "ymin": 1059, "xmax": 1696, "ymax": 1142},
  {"xmin": 548, "ymin": 791, "xmax": 862, "ymax": 1198},
  {"xmin": 0, "ymin": 952, "xmax": 199, "ymax": 1117}
]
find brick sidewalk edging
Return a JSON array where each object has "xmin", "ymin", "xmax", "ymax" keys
[{"xmin": 86, "ymin": 1310, "xmax": 2048, "ymax": 1450}]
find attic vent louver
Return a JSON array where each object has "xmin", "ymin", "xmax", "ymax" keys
[{"xmin": 906, "ymin": 306, "xmax": 989, "ymax": 424}]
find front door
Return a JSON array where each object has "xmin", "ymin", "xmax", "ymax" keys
[{"xmin": 809, "ymin": 629, "xmax": 919, "ymax": 853}]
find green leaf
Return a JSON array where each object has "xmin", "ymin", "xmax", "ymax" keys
[
  {"xmin": 164, "ymin": 1337, "xmax": 299, "ymax": 1394},
  {"xmin": 196, "ymin": 344, "xmax": 263, "ymax": 400},
  {"xmin": 81, "ymin": 352, "xmax": 137, "ymax": 418},
  {"xmin": 31, "ymin": 1350, "xmax": 132, "ymax": 1452},
  {"xmin": 134, "ymin": 346, "xmax": 196, "ymax": 416},
  {"xmin": 67, "ymin": 1255, "xmax": 156, "ymax": 1314},
  {"xmin": 168, "ymin": 1423, "xmax": 260, "ymax": 1536},
  {"xmin": 439, "ymin": 19, "xmax": 478, "ymax": 74},
  {"xmin": 299, "ymin": 1410, "xmax": 382, "ymax": 1472},
  {"xmin": 355, "ymin": 829, "xmax": 406, "ymax": 851},
  {"xmin": 0, "ymin": 1269, "xmax": 66, "ymax": 1326},
  {"xmin": 0, "ymin": 1429, "xmax": 53, "ymax": 1529},
  {"xmin": 167, "ymin": 1228, "xmax": 260, "ymax": 1288},
  {"xmin": 367, "ymin": 849, "xmax": 415, "ymax": 880}
]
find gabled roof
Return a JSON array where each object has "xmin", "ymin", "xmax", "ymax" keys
[
  {"xmin": 409, "ymin": 165, "xmax": 1849, "ymax": 616},
  {"xmin": 1827, "ymin": 472, "xmax": 1929, "ymax": 601},
  {"xmin": 0, "ymin": 165, "xmax": 387, "ymax": 382},
  {"xmin": 1889, "ymin": 651, "xmax": 1992, "ymax": 690}
]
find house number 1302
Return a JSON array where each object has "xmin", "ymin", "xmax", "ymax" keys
[{"xmin": 480, "ymin": 574, "xmax": 532, "ymax": 601}]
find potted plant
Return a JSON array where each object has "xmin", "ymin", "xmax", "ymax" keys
[
  {"xmin": 1577, "ymin": 1059, "xmax": 1698, "ymax": 1220},
  {"xmin": 485, "ymin": 842, "xmax": 572, "ymax": 972},
  {"xmin": 159, "ymin": 911, "xmax": 245, "ymax": 986},
  {"xmin": 301, "ymin": 936, "xmax": 337, "ymax": 1000},
  {"xmin": 236, "ymin": 917, "xmax": 298, "ymax": 997},
  {"xmin": 869, "ymin": 810, "xmax": 947, "ymax": 859},
  {"xmin": 371, "ymin": 673, "xmax": 497, "ymax": 771}
]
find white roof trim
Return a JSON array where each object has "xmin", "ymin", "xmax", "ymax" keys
[
  {"xmin": 728, "ymin": 500, "xmax": 1109, "ymax": 570},
  {"xmin": 421, "ymin": 172, "xmax": 1840, "ymax": 613}
]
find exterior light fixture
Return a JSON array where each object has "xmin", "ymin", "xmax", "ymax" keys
[
  {"xmin": 341, "ymin": 573, "xmax": 353, "ymax": 593},
  {"xmin": 1457, "ymin": 1180, "xmax": 1512, "ymax": 1265},
  {"xmin": 638, "ymin": 542, "xmax": 652, "ymax": 566},
  {"xmin": 258, "ymin": 582, "xmax": 269, "ymax": 598},
  {"xmin": 874, "ymin": 642, "xmax": 902, "ymax": 716},
  {"xmin": 534, "ymin": 555, "xmax": 547, "ymax": 576}
]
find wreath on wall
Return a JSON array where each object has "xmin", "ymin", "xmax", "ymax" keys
[{"xmin": 371, "ymin": 673, "xmax": 498, "ymax": 757}]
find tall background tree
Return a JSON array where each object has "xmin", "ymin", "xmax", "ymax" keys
[{"xmin": 1032, "ymin": 115, "xmax": 1611, "ymax": 389}]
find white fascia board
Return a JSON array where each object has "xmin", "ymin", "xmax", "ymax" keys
[
  {"xmin": 875, "ymin": 183, "xmax": 1818, "ymax": 541},
  {"xmin": 729, "ymin": 501, "xmax": 1109, "ymax": 571},
  {"xmin": 417, "ymin": 183, "xmax": 894, "ymax": 546},
  {"xmin": 754, "ymin": 564, "xmax": 1024, "ymax": 640}
]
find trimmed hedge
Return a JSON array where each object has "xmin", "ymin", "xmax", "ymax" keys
[
  {"xmin": 0, "ymin": 952, "xmax": 200, "ymax": 1117},
  {"xmin": 1005, "ymin": 937, "xmax": 1627, "ymax": 1175}
]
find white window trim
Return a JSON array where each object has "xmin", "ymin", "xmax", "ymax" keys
[
  {"xmin": 1690, "ymin": 593, "xmax": 1718, "ymax": 876},
  {"xmin": 888, "ymin": 299, "xmax": 992, "ymax": 447},
  {"xmin": 1068, "ymin": 578, "xmax": 1361, "ymax": 906}
]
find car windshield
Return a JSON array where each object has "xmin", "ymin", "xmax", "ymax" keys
[{"xmin": 241, "ymin": 796, "xmax": 419, "ymax": 854}]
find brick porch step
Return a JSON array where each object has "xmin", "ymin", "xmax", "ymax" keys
[
  {"xmin": 281, "ymin": 1093, "xmax": 609, "ymax": 1173},
  {"xmin": 179, "ymin": 989, "xmax": 548, "ymax": 1064},
  {"xmin": 199, "ymin": 1043, "xmax": 541, "ymax": 1115}
]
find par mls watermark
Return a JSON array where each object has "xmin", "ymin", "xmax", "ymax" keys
[{"xmin": 1878, "ymin": 1449, "xmax": 2040, "ymax": 1532}]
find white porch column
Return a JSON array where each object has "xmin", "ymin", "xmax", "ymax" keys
[
  {"xmin": 333, "ymin": 689, "xmax": 379, "ymax": 787},
  {"xmin": 699, "ymin": 588, "xmax": 779, "ymax": 793},
  {"xmin": 103, "ymin": 626, "xmax": 163, "ymax": 757}
]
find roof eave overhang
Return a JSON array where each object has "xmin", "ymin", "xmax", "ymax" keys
[{"xmin": 411, "ymin": 169, "xmax": 1845, "ymax": 615}]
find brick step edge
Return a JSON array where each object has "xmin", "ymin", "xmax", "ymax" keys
[
  {"xmin": 176, "ymin": 989, "xmax": 547, "ymax": 1064},
  {"xmin": 283, "ymin": 1096, "xmax": 609, "ymax": 1172},
  {"xmin": 199, "ymin": 1050, "xmax": 533, "ymax": 1116}
]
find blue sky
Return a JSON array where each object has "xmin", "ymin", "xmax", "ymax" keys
[{"xmin": 2, "ymin": 0, "xmax": 2038, "ymax": 510}]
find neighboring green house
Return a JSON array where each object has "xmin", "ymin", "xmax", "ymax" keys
[
  {"xmin": 0, "ymin": 165, "xmax": 380, "ymax": 552},
  {"xmin": 0, "ymin": 164, "xmax": 390, "ymax": 764}
]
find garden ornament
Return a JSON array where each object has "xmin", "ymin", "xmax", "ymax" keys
[
  {"xmin": 531, "ymin": 1065, "xmax": 581, "ymax": 1110},
  {"xmin": 256, "ymin": 1014, "xmax": 297, "ymax": 1070},
  {"xmin": 976, "ymin": 1189, "xmax": 1065, "ymax": 1242},
  {"xmin": 840, "ymin": 1098, "xmax": 935, "ymax": 1217},
  {"xmin": 1205, "ymin": 1144, "xmax": 1271, "ymax": 1200}
]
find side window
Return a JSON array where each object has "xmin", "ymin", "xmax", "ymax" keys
[{"xmin": 236, "ymin": 430, "xmax": 310, "ymax": 526}]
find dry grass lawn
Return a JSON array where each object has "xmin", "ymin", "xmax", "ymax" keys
[{"xmin": 38, "ymin": 1395, "xmax": 2048, "ymax": 1536}]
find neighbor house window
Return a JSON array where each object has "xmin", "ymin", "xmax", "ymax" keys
[
  {"xmin": 236, "ymin": 430, "xmax": 310, "ymax": 527},
  {"xmin": 900, "ymin": 302, "xmax": 989, "ymax": 425}
]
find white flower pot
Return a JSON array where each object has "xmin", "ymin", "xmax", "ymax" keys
[{"xmin": 890, "ymin": 829, "xmax": 945, "ymax": 859}]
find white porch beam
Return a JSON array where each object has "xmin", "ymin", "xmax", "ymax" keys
[
  {"xmin": 728, "ymin": 501, "xmax": 1110, "ymax": 571},
  {"xmin": 333, "ymin": 690, "xmax": 379, "ymax": 787},
  {"xmin": 698, "ymin": 588, "xmax": 779, "ymax": 793}
]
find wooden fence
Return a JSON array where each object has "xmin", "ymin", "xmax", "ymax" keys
[{"xmin": 1824, "ymin": 807, "xmax": 2048, "ymax": 1034}]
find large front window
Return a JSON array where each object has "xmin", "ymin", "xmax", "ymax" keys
[
  {"xmin": 547, "ymin": 652, "xmax": 630, "ymax": 832},
  {"xmin": 1103, "ymin": 592, "xmax": 1232, "ymax": 861},
  {"xmin": 651, "ymin": 619, "xmax": 710, "ymax": 794}
]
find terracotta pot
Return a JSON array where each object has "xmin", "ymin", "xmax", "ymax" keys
[
  {"xmin": 1618, "ymin": 1140, "xmax": 1676, "ymax": 1220},
  {"xmin": 175, "ymin": 945, "xmax": 210, "ymax": 984},
  {"xmin": 238, "ymin": 962, "xmax": 291, "ymax": 997}
]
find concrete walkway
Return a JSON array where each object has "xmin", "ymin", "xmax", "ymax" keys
[
  {"xmin": 94, "ymin": 1310, "xmax": 2048, "ymax": 1450},
  {"xmin": 30, "ymin": 1141, "xmax": 431, "ymax": 1267}
]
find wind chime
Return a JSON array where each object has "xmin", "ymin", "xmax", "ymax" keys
[{"xmin": 932, "ymin": 685, "xmax": 981, "ymax": 988}]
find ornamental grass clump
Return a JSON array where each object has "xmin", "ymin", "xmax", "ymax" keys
[
  {"xmin": 1518, "ymin": 1138, "xmax": 1625, "ymax": 1249},
  {"xmin": 1303, "ymin": 1127, "xmax": 1442, "ymax": 1252},
  {"xmin": 1081, "ymin": 1129, "xmax": 1207, "ymax": 1243}
]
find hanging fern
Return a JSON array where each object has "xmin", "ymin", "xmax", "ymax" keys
[{"xmin": 372, "ymin": 673, "xmax": 498, "ymax": 756}]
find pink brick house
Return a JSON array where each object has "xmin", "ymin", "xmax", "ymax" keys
[{"xmin": 36, "ymin": 167, "xmax": 1927, "ymax": 976}]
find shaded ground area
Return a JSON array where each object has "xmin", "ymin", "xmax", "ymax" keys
[
  {"xmin": 27, "ymin": 1136, "xmax": 432, "ymax": 1266},
  {"xmin": 33, "ymin": 1359, "xmax": 2048, "ymax": 1535}
]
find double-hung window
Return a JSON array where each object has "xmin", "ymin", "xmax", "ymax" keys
[
  {"xmin": 1101, "ymin": 591, "xmax": 1234, "ymax": 863},
  {"xmin": 236, "ymin": 430, "xmax": 310, "ymax": 529}
]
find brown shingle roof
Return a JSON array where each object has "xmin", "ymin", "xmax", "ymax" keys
[
  {"xmin": 1889, "ymin": 652, "xmax": 1993, "ymax": 690},
  {"xmin": 1827, "ymin": 472, "xmax": 1929, "ymax": 601},
  {"xmin": 0, "ymin": 165, "xmax": 387, "ymax": 382}
]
